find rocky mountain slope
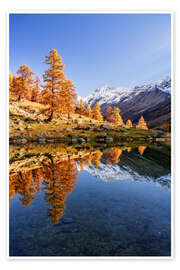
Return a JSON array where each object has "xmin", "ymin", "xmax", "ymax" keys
[{"xmin": 84, "ymin": 77, "xmax": 171, "ymax": 128}]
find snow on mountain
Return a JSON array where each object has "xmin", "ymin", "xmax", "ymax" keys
[
  {"xmin": 156, "ymin": 76, "xmax": 171, "ymax": 94},
  {"xmin": 83, "ymin": 77, "xmax": 171, "ymax": 107},
  {"xmin": 81, "ymin": 76, "xmax": 171, "ymax": 128},
  {"xmin": 77, "ymin": 162, "xmax": 170, "ymax": 189},
  {"xmin": 76, "ymin": 95, "xmax": 82, "ymax": 104}
]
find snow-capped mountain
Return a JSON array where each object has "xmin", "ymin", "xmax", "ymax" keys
[
  {"xmin": 156, "ymin": 76, "xmax": 171, "ymax": 94},
  {"xmin": 76, "ymin": 95, "xmax": 82, "ymax": 104},
  {"xmin": 77, "ymin": 147, "xmax": 171, "ymax": 189},
  {"xmin": 83, "ymin": 163, "xmax": 170, "ymax": 189},
  {"xmin": 84, "ymin": 77, "xmax": 171, "ymax": 106},
  {"xmin": 83, "ymin": 77, "xmax": 171, "ymax": 128}
]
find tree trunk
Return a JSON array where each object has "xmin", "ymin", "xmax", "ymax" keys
[
  {"xmin": 17, "ymin": 95, "xmax": 21, "ymax": 102},
  {"xmin": 45, "ymin": 111, "xmax": 53, "ymax": 122}
]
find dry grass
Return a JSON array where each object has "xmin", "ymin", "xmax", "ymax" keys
[{"xmin": 18, "ymin": 100, "xmax": 49, "ymax": 110}]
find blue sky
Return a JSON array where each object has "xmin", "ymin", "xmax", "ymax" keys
[{"xmin": 9, "ymin": 13, "xmax": 171, "ymax": 97}]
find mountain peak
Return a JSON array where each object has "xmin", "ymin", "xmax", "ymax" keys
[{"xmin": 82, "ymin": 76, "xmax": 171, "ymax": 128}]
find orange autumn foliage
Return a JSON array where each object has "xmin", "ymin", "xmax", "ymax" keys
[
  {"xmin": 59, "ymin": 79, "xmax": 77, "ymax": 116},
  {"xmin": 42, "ymin": 157, "xmax": 78, "ymax": 224},
  {"xmin": 106, "ymin": 148, "xmax": 122, "ymax": 164},
  {"xmin": 126, "ymin": 119, "xmax": 133, "ymax": 128},
  {"xmin": 41, "ymin": 49, "xmax": 65, "ymax": 120},
  {"xmin": 136, "ymin": 115, "xmax": 148, "ymax": 130},
  {"xmin": 125, "ymin": 147, "xmax": 132, "ymax": 153},
  {"xmin": 86, "ymin": 153, "xmax": 93, "ymax": 167},
  {"xmin": 32, "ymin": 75, "xmax": 41, "ymax": 102},
  {"xmin": 16, "ymin": 65, "xmax": 34, "ymax": 101},
  {"xmin": 92, "ymin": 150, "xmax": 103, "ymax": 168},
  {"xmin": 138, "ymin": 146, "xmax": 147, "ymax": 156},
  {"xmin": 92, "ymin": 102, "xmax": 103, "ymax": 121},
  {"xmin": 10, "ymin": 170, "xmax": 42, "ymax": 207},
  {"xmin": 112, "ymin": 107, "xmax": 124, "ymax": 125},
  {"xmin": 86, "ymin": 104, "xmax": 92, "ymax": 118},
  {"xmin": 41, "ymin": 49, "xmax": 77, "ymax": 121}
]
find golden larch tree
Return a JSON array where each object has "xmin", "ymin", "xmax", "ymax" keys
[
  {"xmin": 92, "ymin": 102, "xmax": 103, "ymax": 121},
  {"xmin": 138, "ymin": 146, "xmax": 147, "ymax": 156},
  {"xmin": 9, "ymin": 72, "xmax": 14, "ymax": 100},
  {"xmin": 32, "ymin": 75, "xmax": 41, "ymax": 102},
  {"xmin": 16, "ymin": 64, "xmax": 34, "ymax": 101},
  {"xmin": 76, "ymin": 98, "xmax": 86, "ymax": 116},
  {"xmin": 86, "ymin": 104, "xmax": 92, "ymax": 118},
  {"xmin": 59, "ymin": 79, "xmax": 77, "ymax": 118},
  {"xmin": 125, "ymin": 147, "xmax": 132, "ymax": 153},
  {"xmin": 9, "ymin": 72, "xmax": 17, "ymax": 101},
  {"xmin": 126, "ymin": 119, "xmax": 133, "ymax": 128},
  {"xmin": 112, "ymin": 107, "xmax": 124, "ymax": 125},
  {"xmin": 42, "ymin": 49, "xmax": 65, "ymax": 121},
  {"xmin": 12, "ymin": 76, "xmax": 22, "ymax": 101},
  {"xmin": 136, "ymin": 115, "xmax": 148, "ymax": 130}
]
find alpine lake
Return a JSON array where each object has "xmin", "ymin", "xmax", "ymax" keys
[{"xmin": 9, "ymin": 141, "xmax": 171, "ymax": 257}]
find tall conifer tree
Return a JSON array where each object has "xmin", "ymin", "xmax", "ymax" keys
[
  {"xmin": 42, "ymin": 49, "xmax": 65, "ymax": 121},
  {"xmin": 112, "ymin": 107, "xmax": 124, "ymax": 125},
  {"xmin": 92, "ymin": 102, "xmax": 103, "ymax": 121},
  {"xmin": 16, "ymin": 65, "xmax": 34, "ymax": 101}
]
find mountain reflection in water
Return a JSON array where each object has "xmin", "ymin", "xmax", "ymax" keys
[
  {"xmin": 9, "ymin": 143, "xmax": 171, "ymax": 256},
  {"xmin": 10, "ymin": 144, "xmax": 171, "ymax": 225}
]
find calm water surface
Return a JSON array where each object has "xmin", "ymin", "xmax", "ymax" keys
[{"xmin": 9, "ymin": 144, "xmax": 171, "ymax": 256}]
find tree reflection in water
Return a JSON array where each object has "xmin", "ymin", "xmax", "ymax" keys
[
  {"xmin": 106, "ymin": 148, "xmax": 122, "ymax": 164},
  {"xmin": 9, "ymin": 145, "xmax": 153, "ymax": 223},
  {"xmin": 42, "ymin": 156, "xmax": 78, "ymax": 224}
]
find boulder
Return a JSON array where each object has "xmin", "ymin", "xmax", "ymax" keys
[
  {"xmin": 101, "ymin": 125, "xmax": 112, "ymax": 130},
  {"xmin": 78, "ymin": 138, "xmax": 86, "ymax": 144},
  {"xmin": 97, "ymin": 133, "xmax": 107, "ymax": 138},
  {"xmin": 105, "ymin": 136, "xmax": 113, "ymax": 142},
  {"xmin": 156, "ymin": 128, "xmax": 167, "ymax": 133},
  {"xmin": 156, "ymin": 138, "xmax": 166, "ymax": 142},
  {"xmin": 15, "ymin": 136, "xmax": 28, "ymax": 144},
  {"xmin": 38, "ymin": 137, "xmax": 46, "ymax": 143}
]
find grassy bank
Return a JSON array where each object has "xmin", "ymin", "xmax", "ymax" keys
[{"xmin": 9, "ymin": 100, "xmax": 170, "ymax": 145}]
